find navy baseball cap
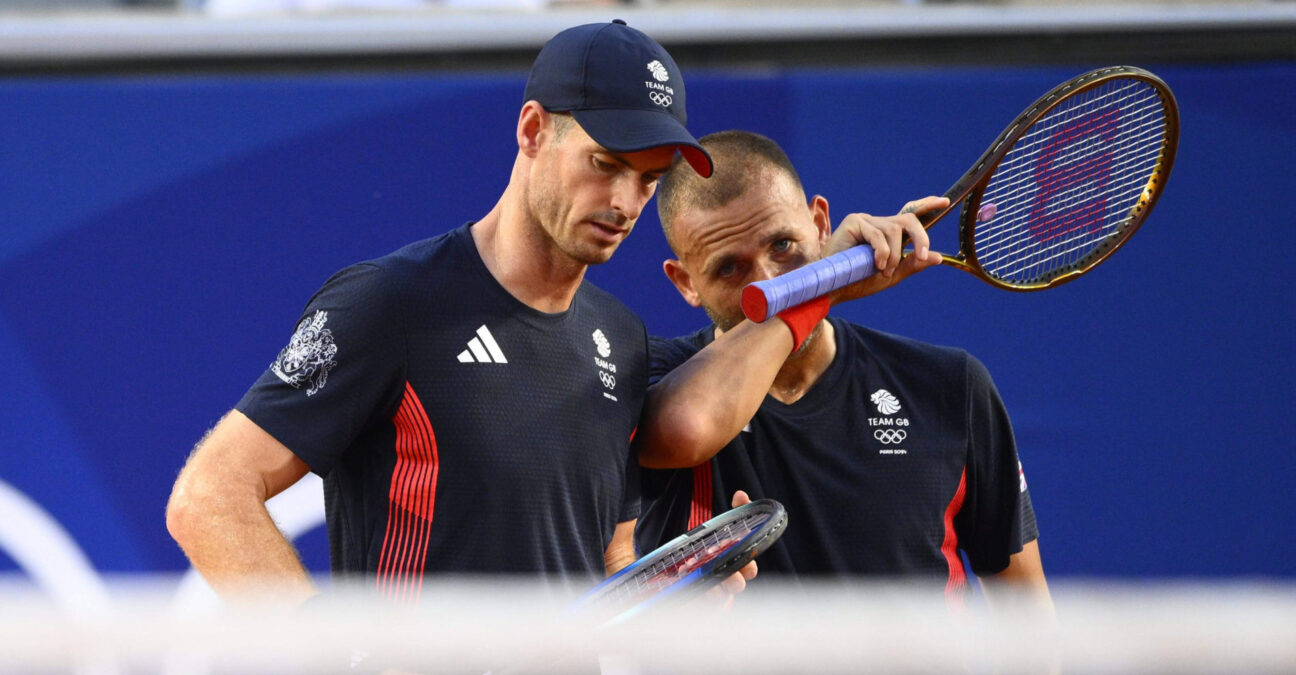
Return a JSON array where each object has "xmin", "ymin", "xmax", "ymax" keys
[{"xmin": 524, "ymin": 20, "xmax": 713, "ymax": 178}]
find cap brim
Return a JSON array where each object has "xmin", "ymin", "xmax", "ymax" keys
[{"xmin": 571, "ymin": 108, "xmax": 714, "ymax": 178}]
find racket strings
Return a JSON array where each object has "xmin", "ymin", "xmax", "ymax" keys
[
  {"xmin": 973, "ymin": 78, "xmax": 1169, "ymax": 283},
  {"xmin": 979, "ymin": 105, "xmax": 1166, "ymax": 220},
  {"xmin": 987, "ymin": 158, "xmax": 1162, "ymax": 281},
  {"xmin": 995, "ymin": 83, "xmax": 1157, "ymax": 164},
  {"xmin": 985, "ymin": 81, "xmax": 1164, "ymax": 261},
  {"xmin": 988, "ymin": 105, "xmax": 1167, "ymax": 201},
  {"xmin": 981, "ymin": 84, "xmax": 1162, "ymax": 210},
  {"xmin": 591, "ymin": 515, "xmax": 764, "ymax": 609},
  {"xmin": 976, "ymin": 153, "xmax": 1163, "ymax": 273},
  {"xmin": 984, "ymin": 145, "xmax": 1162, "ymax": 241}
]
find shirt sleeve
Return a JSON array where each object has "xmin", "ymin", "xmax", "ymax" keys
[
  {"xmin": 619, "ymin": 448, "xmax": 642, "ymax": 523},
  {"xmin": 635, "ymin": 333, "xmax": 700, "ymax": 550},
  {"xmin": 647, "ymin": 333, "xmax": 699, "ymax": 386},
  {"xmin": 617, "ymin": 324, "xmax": 653, "ymax": 523},
  {"xmin": 956, "ymin": 353, "xmax": 1040, "ymax": 576},
  {"xmin": 633, "ymin": 467, "xmax": 693, "ymax": 557},
  {"xmin": 236, "ymin": 262, "xmax": 406, "ymax": 477},
  {"xmin": 640, "ymin": 333, "xmax": 700, "ymax": 502}
]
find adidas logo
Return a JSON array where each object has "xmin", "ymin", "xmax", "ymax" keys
[{"xmin": 457, "ymin": 325, "xmax": 508, "ymax": 364}]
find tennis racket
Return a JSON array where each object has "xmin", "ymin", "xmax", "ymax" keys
[
  {"xmin": 575, "ymin": 498, "xmax": 787, "ymax": 626},
  {"xmin": 741, "ymin": 65, "xmax": 1180, "ymax": 322}
]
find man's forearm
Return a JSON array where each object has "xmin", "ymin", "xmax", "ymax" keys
[
  {"xmin": 605, "ymin": 520, "xmax": 638, "ymax": 576},
  {"xmin": 980, "ymin": 540, "xmax": 1054, "ymax": 615},
  {"xmin": 979, "ymin": 540, "xmax": 1059, "ymax": 674},
  {"xmin": 167, "ymin": 412, "xmax": 318, "ymax": 605},
  {"xmin": 637, "ymin": 320, "xmax": 793, "ymax": 468},
  {"xmin": 168, "ymin": 477, "xmax": 317, "ymax": 603}
]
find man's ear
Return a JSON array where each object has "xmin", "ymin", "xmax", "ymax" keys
[
  {"xmin": 809, "ymin": 194, "xmax": 832, "ymax": 247},
  {"xmin": 663, "ymin": 259, "xmax": 702, "ymax": 307},
  {"xmin": 517, "ymin": 101, "xmax": 547, "ymax": 158}
]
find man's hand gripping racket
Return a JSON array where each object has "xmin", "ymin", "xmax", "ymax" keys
[
  {"xmin": 484, "ymin": 496, "xmax": 781, "ymax": 674},
  {"xmin": 742, "ymin": 65, "xmax": 1180, "ymax": 322},
  {"xmin": 574, "ymin": 495, "xmax": 786, "ymax": 626}
]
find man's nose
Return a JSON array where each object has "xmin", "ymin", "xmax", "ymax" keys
[
  {"xmin": 609, "ymin": 176, "xmax": 648, "ymax": 222},
  {"xmin": 750, "ymin": 259, "xmax": 783, "ymax": 283}
]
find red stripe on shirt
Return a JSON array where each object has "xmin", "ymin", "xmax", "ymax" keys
[
  {"xmin": 687, "ymin": 462, "xmax": 713, "ymax": 529},
  {"xmin": 392, "ymin": 400, "xmax": 432, "ymax": 601},
  {"xmin": 379, "ymin": 402, "xmax": 418, "ymax": 598},
  {"xmin": 942, "ymin": 467, "xmax": 969, "ymax": 606},
  {"xmin": 376, "ymin": 382, "xmax": 439, "ymax": 605}
]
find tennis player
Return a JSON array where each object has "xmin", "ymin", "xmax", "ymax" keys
[
  {"xmin": 634, "ymin": 131, "xmax": 1053, "ymax": 613},
  {"xmin": 166, "ymin": 21, "xmax": 728, "ymax": 610}
]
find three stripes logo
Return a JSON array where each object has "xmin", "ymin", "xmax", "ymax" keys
[{"xmin": 456, "ymin": 325, "xmax": 508, "ymax": 364}]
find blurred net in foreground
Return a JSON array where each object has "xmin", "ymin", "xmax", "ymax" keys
[{"xmin": 1, "ymin": 576, "xmax": 1294, "ymax": 674}]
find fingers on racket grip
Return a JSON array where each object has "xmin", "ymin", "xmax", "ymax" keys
[
  {"xmin": 741, "ymin": 246, "xmax": 876, "ymax": 322},
  {"xmin": 726, "ymin": 502, "xmax": 789, "ymax": 573},
  {"xmin": 723, "ymin": 508, "xmax": 788, "ymax": 575}
]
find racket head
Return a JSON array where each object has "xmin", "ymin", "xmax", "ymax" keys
[
  {"xmin": 944, "ymin": 66, "xmax": 1179, "ymax": 290},
  {"xmin": 576, "ymin": 498, "xmax": 788, "ymax": 624}
]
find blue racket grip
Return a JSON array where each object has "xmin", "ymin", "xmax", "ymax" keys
[{"xmin": 740, "ymin": 245, "xmax": 876, "ymax": 322}]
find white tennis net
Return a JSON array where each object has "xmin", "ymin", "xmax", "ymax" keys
[{"xmin": 1, "ymin": 576, "xmax": 1293, "ymax": 674}]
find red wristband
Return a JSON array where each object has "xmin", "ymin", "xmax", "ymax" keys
[{"xmin": 776, "ymin": 296, "xmax": 830, "ymax": 352}]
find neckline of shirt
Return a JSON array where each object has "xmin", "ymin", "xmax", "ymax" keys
[
  {"xmin": 456, "ymin": 222, "xmax": 582, "ymax": 329},
  {"xmin": 759, "ymin": 316, "xmax": 854, "ymax": 416},
  {"xmin": 691, "ymin": 316, "xmax": 856, "ymax": 419}
]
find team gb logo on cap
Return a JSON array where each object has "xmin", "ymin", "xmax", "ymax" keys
[
  {"xmin": 645, "ymin": 60, "xmax": 674, "ymax": 107},
  {"xmin": 646, "ymin": 60, "xmax": 669, "ymax": 82}
]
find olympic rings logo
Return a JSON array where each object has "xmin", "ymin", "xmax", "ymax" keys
[
  {"xmin": 599, "ymin": 371, "xmax": 616, "ymax": 389},
  {"xmin": 873, "ymin": 429, "xmax": 907, "ymax": 445},
  {"xmin": 649, "ymin": 92, "xmax": 673, "ymax": 107}
]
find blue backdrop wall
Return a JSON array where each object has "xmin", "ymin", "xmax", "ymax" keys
[{"xmin": 1, "ymin": 62, "xmax": 1292, "ymax": 588}]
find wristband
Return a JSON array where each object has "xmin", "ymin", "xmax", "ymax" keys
[{"xmin": 776, "ymin": 295, "xmax": 830, "ymax": 352}]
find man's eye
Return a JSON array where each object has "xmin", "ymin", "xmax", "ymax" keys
[
  {"xmin": 772, "ymin": 239, "xmax": 792, "ymax": 253},
  {"xmin": 593, "ymin": 158, "xmax": 616, "ymax": 172},
  {"xmin": 716, "ymin": 263, "xmax": 737, "ymax": 278}
]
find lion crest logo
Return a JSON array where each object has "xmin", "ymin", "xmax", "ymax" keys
[
  {"xmin": 646, "ymin": 60, "xmax": 669, "ymax": 83},
  {"xmin": 271, "ymin": 310, "xmax": 338, "ymax": 396},
  {"xmin": 870, "ymin": 389, "xmax": 902, "ymax": 415}
]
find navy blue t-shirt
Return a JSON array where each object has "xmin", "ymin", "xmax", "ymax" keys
[
  {"xmin": 237, "ymin": 224, "xmax": 646, "ymax": 597},
  {"xmin": 636, "ymin": 317, "xmax": 1037, "ymax": 595}
]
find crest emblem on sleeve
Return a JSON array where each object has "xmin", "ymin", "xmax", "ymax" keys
[{"xmin": 271, "ymin": 310, "xmax": 338, "ymax": 396}]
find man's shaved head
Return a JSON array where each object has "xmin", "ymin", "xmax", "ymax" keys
[{"xmin": 656, "ymin": 130, "xmax": 805, "ymax": 253}]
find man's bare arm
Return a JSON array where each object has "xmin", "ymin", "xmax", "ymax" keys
[
  {"xmin": 980, "ymin": 540, "xmax": 1055, "ymax": 615},
  {"xmin": 605, "ymin": 519, "xmax": 638, "ymax": 576},
  {"xmin": 637, "ymin": 199, "xmax": 946, "ymax": 470},
  {"xmin": 637, "ymin": 320, "xmax": 795, "ymax": 469},
  {"xmin": 980, "ymin": 540, "xmax": 1060, "ymax": 674},
  {"xmin": 166, "ymin": 409, "xmax": 316, "ymax": 604}
]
